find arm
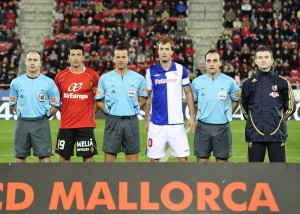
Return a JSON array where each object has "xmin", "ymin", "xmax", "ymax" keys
[
  {"xmin": 94, "ymin": 102, "xmax": 99, "ymax": 113},
  {"xmin": 283, "ymin": 80, "xmax": 296, "ymax": 120},
  {"xmin": 96, "ymin": 98, "xmax": 106, "ymax": 115},
  {"xmin": 144, "ymin": 90, "xmax": 152, "ymax": 132},
  {"xmin": 240, "ymin": 82, "xmax": 249, "ymax": 120},
  {"xmin": 232, "ymin": 101, "xmax": 239, "ymax": 114},
  {"xmin": 49, "ymin": 106, "xmax": 59, "ymax": 118},
  {"xmin": 184, "ymin": 86, "xmax": 196, "ymax": 133},
  {"xmin": 138, "ymin": 96, "xmax": 147, "ymax": 109},
  {"xmin": 11, "ymin": 105, "xmax": 17, "ymax": 113}
]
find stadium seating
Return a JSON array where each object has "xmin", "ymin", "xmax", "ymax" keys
[
  {"xmin": 0, "ymin": 0, "xmax": 21, "ymax": 89},
  {"xmin": 38, "ymin": 0, "xmax": 193, "ymax": 79},
  {"xmin": 220, "ymin": 0, "xmax": 300, "ymax": 86}
]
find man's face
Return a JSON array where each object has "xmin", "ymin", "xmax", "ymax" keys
[
  {"xmin": 255, "ymin": 51, "xmax": 273, "ymax": 71},
  {"xmin": 25, "ymin": 52, "xmax": 42, "ymax": 73},
  {"xmin": 158, "ymin": 42, "xmax": 174, "ymax": 63},
  {"xmin": 68, "ymin": 49, "xmax": 84, "ymax": 68},
  {"xmin": 205, "ymin": 52, "xmax": 221, "ymax": 76},
  {"xmin": 113, "ymin": 50, "xmax": 129, "ymax": 70}
]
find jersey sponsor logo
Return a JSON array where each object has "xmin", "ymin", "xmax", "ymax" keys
[
  {"xmin": 154, "ymin": 78, "xmax": 177, "ymax": 85},
  {"xmin": 76, "ymin": 139, "xmax": 94, "ymax": 152},
  {"xmin": 272, "ymin": 85, "xmax": 278, "ymax": 91},
  {"xmin": 9, "ymin": 96, "xmax": 16, "ymax": 103},
  {"xmin": 269, "ymin": 92, "xmax": 279, "ymax": 98},
  {"xmin": 39, "ymin": 93, "xmax": 46, "ymax": 102},
  {"xmin": 64, "ymin": 93, "xmax": 88, "ymax": 100},
  {"xmin": 68, "ymin": 83, "xmax": 83, "ymax": 92}
]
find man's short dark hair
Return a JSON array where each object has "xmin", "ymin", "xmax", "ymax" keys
[
  {"xmin": 113, "ymin": 46, "xmax": 129, "ymax": 56},
  {"xmin": 255, "ymin": 46, "xmax": 273, "ymax": 59},
  {"xmin": 205, "ymin": 50, "xmax": 220, "ymax": 61},
  {"xmin": 69, "ymin": 44, "xmax": 84, "ymax": 55}
]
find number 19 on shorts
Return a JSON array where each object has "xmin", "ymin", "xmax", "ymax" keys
[{"xmin": 57, "ymin": 139, "xmax": 65, "ymax": 150}]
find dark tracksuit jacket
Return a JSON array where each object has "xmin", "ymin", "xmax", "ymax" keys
[{"xmin": 241, "ymin": 68, "xmax": 295, "ymax": 143}]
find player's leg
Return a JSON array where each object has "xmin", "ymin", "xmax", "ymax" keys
[
  {"xmin": 146, "ymin": 123, "xmax": 167, "ymax": 162},
  {"xmin": 167, "ymin": 124, "xmax": 190, "ymax": 162},
  {"xmin": 212, "ymin": 123, "xmax": 232, "ymax": 163},
  {"xmin": 14, "ymin": 119, "xmax": 31, "ymax": 163},
  {"xmin": 194, "ymin": 121, "xmax": 212, "ymax": 163},
  {"xmin": 248, "ymin": 142, "xmax": 266, "ymax": 162},
  {"xmin": 31, "ymin": 118, "xmax": 53, "ymax": 163},
  {"xmin": 39, "ymin": 157, "xmax": 51, "ymax": 163},
  {"xmin": 267, "ymin": 142, "xmax": 286, "ymax": 162},
  {"xmin": 74, "ymin": 128, "xmax": 97, "ymax": 162},
  {"xmin": 123, "ymin": 116, "xmax": 140, "ymax": 162},
  {"xmin": 56, "ymin": 129, "xmax": 76, "ymax": 162},
  {"xmin": 103, "ymin": 115, "xmax": 123, "ymax": 162}
]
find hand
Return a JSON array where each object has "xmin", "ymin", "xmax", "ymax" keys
[
  {"xmin": 145, "ymin": 120, "xmax": 150, "ymax": 132},
  {"xmin": 187, "ymin": 117, "xmax": 196, "ymax": 134}
]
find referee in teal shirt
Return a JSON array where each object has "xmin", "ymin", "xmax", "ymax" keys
[
  {"xmin": 95, "ymin": 47, "xmax": 148, "ymax": 162},
  {"xmin": 192, "ymin": 50, "xmax": 240, "ymax": 163},
  {"xmin": 9, "ymin": 50, "xmax": 60, "ymax": 163}
]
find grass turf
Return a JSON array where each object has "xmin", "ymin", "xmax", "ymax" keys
[{"xmin": 0, "ymin": 119, "xmax": 299, "ymax": 163}]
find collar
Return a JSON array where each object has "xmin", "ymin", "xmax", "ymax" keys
[
  {"xmin": 157, "ymin": 61, "xmax": 176, "ymax": 72},
  {"xmin": 255, "ymin": 67, "xmax": 274, "ymax": 77}
]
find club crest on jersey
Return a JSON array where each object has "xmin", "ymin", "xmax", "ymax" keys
[
  {"xmin": 272, "ymin": 85, "xmax": 277, "ymax": 91},
  {"xmin": 9, "ymin": 96, "xmax": 16, "ymax": 103},
  {"xmin": 89, "ymin": 80, "xmax": 94, "ymax": 88},
  {"xmin": 39, "ymin": 93, "xmax": 46, "ymax": 102},
  {"xmin": 269, "ymin": 92, "xmax": 279, "ymax": 98}
]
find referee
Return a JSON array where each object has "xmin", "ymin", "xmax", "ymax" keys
[
  {"xmin": 95, "ymin": 47, "xmax": 148, "ymax": 162},
  {"xmin": 192, "ymin": 50, "xmax": 240, "ymax": 163},
  {"xmin": 9, "ymin": 50, "xmax": 60, "ymax": 163}
]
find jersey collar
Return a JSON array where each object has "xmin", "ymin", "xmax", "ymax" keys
[{"xmin": 157, "ymin": 61, "xmax": 176, "ymax": 72}]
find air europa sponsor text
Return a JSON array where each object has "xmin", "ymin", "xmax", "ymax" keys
[{"xmin": 63, "ymin": 93, "xmax": 88, "ymax": 100}]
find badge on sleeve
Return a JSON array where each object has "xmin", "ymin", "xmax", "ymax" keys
[{"xmin": 39, "ymin": 93, "xmax": 46, "ymax": 102}]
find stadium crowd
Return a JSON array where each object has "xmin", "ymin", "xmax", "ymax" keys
[
  {"xmin": 0, "ymin": 0, "xmax": 22, "ymax": 89},
  {"xmin": 41, "ymin": 0, "xmax": 194, "ymax": 80},
  {"xmin": 1, "ymin": 0, "xmax": 300, "ymax": 89},
  {"xmin": 220, "ymin": 0, "xmax": 300, "ymax": 87}
]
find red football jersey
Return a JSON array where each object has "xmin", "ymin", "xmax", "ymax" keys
[{"xmin": 55, "ymin": 67, "xmax": 100, "ymax": 128}]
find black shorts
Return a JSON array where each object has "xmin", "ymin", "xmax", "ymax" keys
[
  {"xmin": 103, "ymin": 115, "xmax": 140, "ymax": 154},
  {"xmin": 248, "ymin": 142, "xmax": 286, "ymax": 162},
  {"xmin": 194, "ymin": 121, "xmax": 232, "ymax": 159},
  {"xmin": 55, "ymin": 128, "xmax": 98, "ymax": 157}
]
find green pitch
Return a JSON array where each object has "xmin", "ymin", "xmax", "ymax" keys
[{"xmin": 0, "ymin": 120, "xmax": 299, "ymax": 163}]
